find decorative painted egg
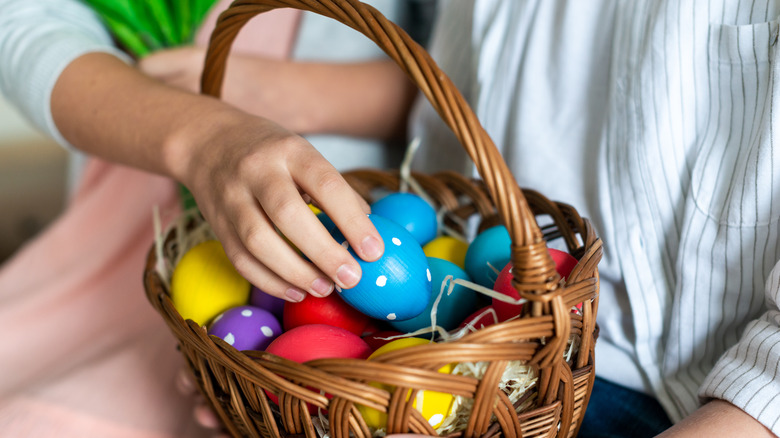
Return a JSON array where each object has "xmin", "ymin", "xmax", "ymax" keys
[
  {"xmin": 362, "ymin": 330, "xmax": 405, "ymax": 351},
  {"xmin": 331, "ymin": 214, "xmax": 431, "ymax": 322},
  {"xmin": 360, "ymin": 319, "xmax": 386, "ymax": 337},
  {"xmin": 208, "ymin": 305, "xmax": 281, "ymax": 351},
  {"xmin": 492, "ymin": 248, "xmax": 579, "ymax": 321},
  {"xmin": 265, "ymin": 323, "xmax": 372, "ymax": 363},
  {"xmin": 548, "ymin": 247, "xmax": 579, "ymax": 279},
  {"xmin": 358, "ymin": 337, "xmax": 455, "ymax": 430},
  {"xmin": 458, "ymin": 305, "xmax": 499, "ymax": 330},
  {"xmin": 264, "ymin": 324, "xmax": 372, "ymax": 413},
  {"xmin": 249, "ymin": 286, "xmax": 285, "ymax": 319},
  {"xmin": 464, "ymin": 225, "xmax": 511, "ymax": 288},
  {"xmin": 283, "ymin": 292, "xmax": 371, "ymax": 336},
  {"xmin": 390, "ymin": 257, "xmax": 477, "ymax": 333},
  {"xmin": 370, "ymin": 192, "xmax": 438, "ymax": 246},
  {"xmin": 171, "ymin": 240, "xmax": 250, "ymax": 326},
  {"xmin": 423, "ymin": 235, "xmax": 469, "ymax": 269},
  {"xmin": 316, "ymin": 211, "xmax": 337, "ymax": 233}
]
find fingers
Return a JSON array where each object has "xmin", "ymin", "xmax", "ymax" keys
[
  {"xmin": 206, "ymin": 166, "xmax": 356, "ymax": 302},
  {"xmin": 258, "ymin": 157, "xmax": 385, "ymax": 290},
  {"xmin": 221, "ymin": 143, "xmax": 382, "ymax": 300},
  {"xmin": 290, "ymin": 158, "xmax": 383, "ymax": 264},
  {"xmin": 207, "ymin": 208, "xmax": 310, "ymax": 303},
  {"xmin": 186, "ymin": 119, "xmax": 382, "ymax": 303},
  {"xmin": 251, "ymin": 176, "xmax": 359, "ymax": 294}
]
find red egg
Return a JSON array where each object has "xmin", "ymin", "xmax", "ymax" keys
[
  {"xmin": 264, "ymin": 324, "xmax": 372, "ymax": 414},
  {"xmin": 548, "ymin": 247, "xmax": 578, "ymax": 279},
  {"xmin": 360, "ymin": 318, "xmax": 387, "ymax": 337},
  {"xmin": 362, "ymin": 330, "xmax": 405, "ymax": 351},
  {"xmin": 283, "ymin": 293, "xmax": 370, "ymax": 336},
  {"xmin": 458, "ymin": 305, "xmax": 499, "ymax": 330},
  {"xmin": 492, "ymin": 248, "xmax": 579, "ymax": 321}
]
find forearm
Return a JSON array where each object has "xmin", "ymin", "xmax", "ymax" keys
[
  {"xmin": 51, "ymin": 51, "xmax": 237, "ymax": 182},
  {"xmin": 224, "ymin": 58, "xmax": 417, "ymax": 140},
  {"xmin": 0, "ymin": 0, "xmax": 130, "ymax": 146},
  {"xmin": 140, "ymin": 48, "xmax": 417, "ymax": 141},
  {"xmin": 657, "ymin": 400, "xmax": 774, "ymax": 437}
]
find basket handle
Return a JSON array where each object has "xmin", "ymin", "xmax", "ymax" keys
[{"xmin": 200, "ymin": 0, "xmax": 560, "ymax": 306}]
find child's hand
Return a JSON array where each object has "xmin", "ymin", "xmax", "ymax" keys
[
  {"xmin": 169, "ymin": 108, "xmax": 384, "ymax": 302},
  {"xmin": 138, "ymin": 48, "xmax": 402, "ymax": 302}
]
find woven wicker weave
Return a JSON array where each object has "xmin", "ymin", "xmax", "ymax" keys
[{"xmin": 143, "ymin": 1, "xmax": 603, "ymax": 437}]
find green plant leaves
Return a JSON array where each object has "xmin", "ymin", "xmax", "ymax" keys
[{"xmin": 81, "ymin": 0, "xmax": 218, "ymax": 57}]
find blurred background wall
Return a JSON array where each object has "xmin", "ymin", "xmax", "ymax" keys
[{"xmin": 0, "ymin": 94, "xmax": 67, "ymax": 262}]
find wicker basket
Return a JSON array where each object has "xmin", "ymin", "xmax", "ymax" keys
[{"xmin": 143, "ymin": 1, "xmax": 603, "ymax": 437}]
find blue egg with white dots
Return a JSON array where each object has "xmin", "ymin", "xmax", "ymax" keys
[
  {"xmin": 370, "ymin": 192, "xmax": 438, "ymax": 246},
  {"xmin": 465, "ymin": 225, "xmax": 512, "ymax": 288},
  {"xmin": 390, "ymin": 257, "xmax": 477, "ymax": 333},
  {"xmin": 316, "ymin": 211, "xmax": 337, "ymax": 233},
  {"xmin": 330, "ymin": 214, "xmax": 431, "ymax": 321}
]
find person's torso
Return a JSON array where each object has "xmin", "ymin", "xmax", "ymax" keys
[{"xmin": 410, "ymin": 0, "xmax": 780, "ymax": 421}]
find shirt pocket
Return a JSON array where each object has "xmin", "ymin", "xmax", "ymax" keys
[{"xmin": 689, "ymin": 18, "xmax": 780, "ymax": 227}]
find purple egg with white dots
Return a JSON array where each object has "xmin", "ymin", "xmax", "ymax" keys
[
  {"xmin": 330, "ymin": 214, "xmax": 431, "ymax": 321},
  {"xmin": 208, "ymin": 305, "xmax": 282, "ymax": 351}
]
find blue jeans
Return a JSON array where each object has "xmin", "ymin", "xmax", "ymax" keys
[{"xmin": 577, "ymin": 377, "xmax": 673, "ymax": 438}]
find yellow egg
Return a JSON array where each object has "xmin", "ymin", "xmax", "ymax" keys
[
  {"xmin": 171, "ymin": 240, "xmax": 250, "ymax": 326},
  {"xmin": 308, "ymin": 204, "xmax": 322, "ymax": 215},
  {"xmin": 359, "ymin": 338, "xmax": 455, "ymax": 430},
  {"xmin": 423, "ymin": 236, "xmax": 469, "ymax": 269}
]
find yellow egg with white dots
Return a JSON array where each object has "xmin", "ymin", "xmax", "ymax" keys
[
  {"xmin": 359, "ymin": 338, "xmax": 455, "ymax": 430},
  {"xmin": 171, "ymin": 240, "xmax": 250, "ymax": 326}
]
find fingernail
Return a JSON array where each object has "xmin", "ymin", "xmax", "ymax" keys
[
  {"xmin": 337, "ymin": 264, "xmax": 360, "ymax": 288},
  {"xmin": 310, "ymin": 277, "xmax": 334, "ymax": 297},
  {"xmin": 361, "ymin": 235, "xmax": 383, "ymax": 260},
  {"xmin": 285, "ymin": 288, "xmax": 306, "ymax": 302}
]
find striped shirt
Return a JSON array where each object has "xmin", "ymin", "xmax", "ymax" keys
[{"xmin": 410, "ymin": 0, "xmax": 780, "ymax": 431}]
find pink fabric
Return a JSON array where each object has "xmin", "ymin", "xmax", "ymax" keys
[
  {"xmin": 0, "ymin": 4, "xmax": 301, "ymax": 437},
  {"xmin": 195, "ymin": 0, "xmax": 301, "ymax": 57},
  {"xmin": 0, "ymin": 160, "xmax": 199, "ymax": 437}
]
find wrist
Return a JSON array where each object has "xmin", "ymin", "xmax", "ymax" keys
[{"xmin": 162, "ymin": 99, "xmax": 245, "ymax": 187}]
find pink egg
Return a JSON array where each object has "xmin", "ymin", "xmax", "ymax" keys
[
  {"xmin": 266, "ymin": 323, "xmax": 372, "ymax": 362},
  {"xmin": 264, "ymin": 324, "xmax": 372, "ymax": 414}
]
